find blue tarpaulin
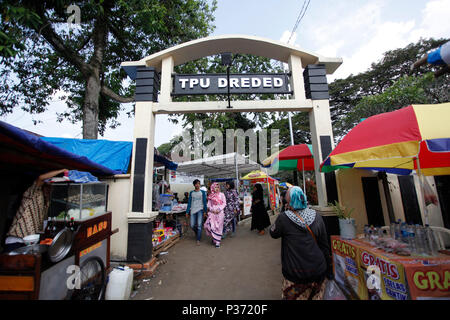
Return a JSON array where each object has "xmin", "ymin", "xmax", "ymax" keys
[
  {"xmin": 0, "ymin": 121, "xmax": 118, "ymax": 176},
  {"xmin": 42, "ymin": 137, "xmax": 178, "ymax": 173},
  {"xmin": 42, "ymin": 137, "xmax": 133, "ymax": 174}
]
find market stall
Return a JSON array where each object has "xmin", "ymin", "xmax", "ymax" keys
[
  {"xmin": 0, "ymin": 181, "xmax": 116, "ymax": 300},
  {"xmin": 241, "ymin": 170, "xmax": 280, "ymax": 214},
  {"xmin": 331, "ymin": 235, "xmax": 450, "ymax": 300},
  {"xmin": 0, "ymin": 122, "xmax": 119, "ymax": 300}
]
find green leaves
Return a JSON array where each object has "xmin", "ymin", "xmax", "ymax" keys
[
  {"xmin": 1, "ymin": 0, "xmax": 217, "ymax": 138},
  {"xmin": 329, "ymin": 37, "xmax": 450, "ymax": 140}
]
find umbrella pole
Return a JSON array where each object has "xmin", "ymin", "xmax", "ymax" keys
[
  {"xmin": 302, "ymin": 159, "xmax": 306, "ymax": 192},
  {"xmin": 415, "ymin": 156, "xmax": 429, "ymax": 226}
]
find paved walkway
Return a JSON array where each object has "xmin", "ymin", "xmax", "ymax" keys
[{"xmin": 132, "ymin": 215, "xmax": 282, "ymax": 300}]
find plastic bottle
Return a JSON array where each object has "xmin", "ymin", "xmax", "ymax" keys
[
  {"xmin": 415, "ymin": 225, "xmax": 428, "ymax": 256},
  {"xmin": 377, "ymin": 226, "xmax": 384, "ymax": 239},
  {"xmin": 406, "ymin": 224, "xmax": 417, "ymax": 254},
  {"xmin": 390, "ymin": 222, "xmax": 396, "ymax": 239},
  {"xmin": 400, "ymin": 222, "xmax": 409, "ymax": 243},
  {"xmin": 425, "ymin": 225, "xmax": 439, "ymax": 256},
  {"xmin": 363, "ymin": 225, "xmax": 369, "ymax": 240},
  {"xmin": 394, "ymin": 220, "xmax": 402, "ymax": 240}
]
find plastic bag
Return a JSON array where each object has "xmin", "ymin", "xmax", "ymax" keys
[
  {"xmin": 423, "ymin": 178, "xmax": 438, "ymax": 206},
  {"xmin": 323, "ymin": 279, "xmax": 347, "ymax": 300},
  {"xmin": 68, "ymin": 170, "xmax": 99, "ymax": 183}
]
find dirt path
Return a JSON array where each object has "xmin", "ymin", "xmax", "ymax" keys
[{"xmin": 132, "ymin": 215, "xmax": 282, "ymax": 300}]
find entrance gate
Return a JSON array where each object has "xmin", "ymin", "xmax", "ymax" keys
[{"xmin": 121, "ymin": 35, "xmax": 342, "ymax": 258}]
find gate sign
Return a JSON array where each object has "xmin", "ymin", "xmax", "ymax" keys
[{"xmin": 173, "ymin": 73, "xmax": 291, "ymax": 95}]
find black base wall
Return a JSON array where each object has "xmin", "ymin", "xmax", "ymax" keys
[
  {"xmin": 322, "ymin": 215, "xmax": 340, "ymax": 247},
  {"xmin": 127, "ymin": 221, "xmax": 153, "ymax": 262}
]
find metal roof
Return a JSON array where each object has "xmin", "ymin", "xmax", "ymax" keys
[{"xmin": 175, "ymin": 152, "xmax": 261, "ymax": 178}]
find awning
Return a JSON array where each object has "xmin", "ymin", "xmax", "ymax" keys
[
  {"xmin": 0, "ymin": 121, "xmax": 118, "ymax": 176},
  {"xmin": 175, "ymin": 153, "xmax": 261, "ymax": 178},
  {"xmin": 41, "ymin": 137, "xmax": 178, "ymax": 173}
]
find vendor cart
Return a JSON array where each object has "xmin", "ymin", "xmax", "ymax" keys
[
  {"xmin": 0, "ymin": 182, "xmax": 118, "ymax": 300},
  {"xmin": 331, "ymin": 235, "xmax": 450, "ymax": 300},
  {"xmin": 0, "ymin": 212, "xmax": 117, "ymax": 300}
]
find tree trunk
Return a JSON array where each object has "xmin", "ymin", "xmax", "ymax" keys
[{"xmin": 83, "ymin": 75, "xmax": 101, "ymax": 139}]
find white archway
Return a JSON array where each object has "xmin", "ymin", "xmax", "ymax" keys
[{"xmin": 122, "ymin": 35, "xmax": 342, "ymax": 258}]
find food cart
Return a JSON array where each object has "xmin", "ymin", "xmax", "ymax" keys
[
  {"xmin": 241, "ymin": 170, "xmax": 280, "ymax": 213},
  {"xmin": 0, "ymin": 182, "xmax": 117, "ymax": 300},
  {"xmin": 331, "ymin": 235, "xmax": 450, "ymax": 300}
]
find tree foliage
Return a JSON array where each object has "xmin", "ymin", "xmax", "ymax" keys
[
  {"xmin": 329, "ymin": 37, "xmax": 450, "ymax": 139},
  {"xmin": 0, "ymin": 0, "xmax": 217, "ymax": 138}
]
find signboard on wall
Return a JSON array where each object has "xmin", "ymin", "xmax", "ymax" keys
[
  {"xmin": 243, "ymin": 195, "xmax": 252, "ymax": 216},
  {"xmin": 173, "ymin": 73, "xmax": 291, "ymax": 95},
  {"xmin": 169, "ymin": 170, "xmax": 204, "ymax": 185}
]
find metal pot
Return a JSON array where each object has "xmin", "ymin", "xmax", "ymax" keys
[{"xmin": 48, "ymin": 227, "xmax": 74, "ymax": 263}]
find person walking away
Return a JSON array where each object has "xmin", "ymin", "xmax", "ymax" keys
[
  {"xmin": 185, "ymin": 179, "xmax": 207, "ymax": 245},
  {"xmin": 223, "ymin": 181, "xmax": 240, "ymax": 239},
  {"xmin": 204, "ymin": 182, "xmax": 226, "ymax": 248},
  {"xmin": 250, "ymin": 184, "xmax": 271, "ymax": 235},
  {"xmin": 270, "ymin": 186, "xmax": 333, "ymax": 300},
  {"xmin": 4, "ymin": 169, "xmax": 69, "ymax": 252}
]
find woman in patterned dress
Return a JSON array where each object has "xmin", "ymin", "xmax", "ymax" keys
[
  {"xmin": 222, "ymin": 181, "xmax": 240, "ymax": 239},
  {"xmin": 204, "ymin": 182, "xmax": 226, "ymax": 248}
]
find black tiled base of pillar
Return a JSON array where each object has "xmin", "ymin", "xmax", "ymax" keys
[
  {"xmin": 127, "ymin": 221, "xmax": 153, "ymax": 262},
  {"xmin": 322, "ymin": 215, "xmax": 340, "ymax": 246}
]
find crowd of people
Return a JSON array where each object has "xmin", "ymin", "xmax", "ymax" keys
[
  {"xmin": 184, "ymin": 178, "xmax": 332, "ymax": 300},
  {"xmin": 185, "ymin": 179, "xmax": 272, "ymax": 248}
]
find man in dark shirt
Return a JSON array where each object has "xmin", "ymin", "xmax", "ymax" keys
[{"xmin": 270, "ymin": 186, "xmax": 332, "ymax": 300}]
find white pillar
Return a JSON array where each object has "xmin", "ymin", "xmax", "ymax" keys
[
  {"xmin": 288, "ymin": 54, "xmax": 307, "ymax": 103},
  {"xmin": 159, "ymin": 56, "xmax": 174, "ymax": 104},
  {"xmin": 309, "ymin": 99, "xmax": 334, "ymax": 207},
  {"xmin": 128, "ymin": 101, "xmax": 157, "ymax": 219}
]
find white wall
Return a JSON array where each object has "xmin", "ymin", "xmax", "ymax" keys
[
  {"xmin": 101, "ymin": 174, "xmax": 131, "ymax": 260},
  {"xmin": 336, "ymin": 169, "xmax": 446, "ymax": 236}
]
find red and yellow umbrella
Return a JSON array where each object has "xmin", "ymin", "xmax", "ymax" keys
[{"xmin": 320, "ymin": 103, "xmax": 450, "ymax": 176}]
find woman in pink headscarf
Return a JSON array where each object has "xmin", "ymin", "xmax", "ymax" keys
[{"xmin": 204, "ymin": 182, "xmax": 227, "ymax": 248}]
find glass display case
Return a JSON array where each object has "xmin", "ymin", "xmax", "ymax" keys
[{"xmin": 47, "ymin": 182, "xmax": 108, "ymax": 221}]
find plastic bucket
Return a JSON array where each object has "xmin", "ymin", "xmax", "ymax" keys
[{"xmin": 339, "ymin": 218, "xmax": 356, "ymax": 240}]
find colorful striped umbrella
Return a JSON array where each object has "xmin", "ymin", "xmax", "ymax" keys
[
  {"xmin": 320, "ymin": 103, "xmax": 450, "ymax": 176},
  {"xmin": 262, "ymin": 144, "xmax": 314, "ymax": 192},
  {"xmin": 262, "ymin": 144, "xmax": 315, "ymax": 171}
]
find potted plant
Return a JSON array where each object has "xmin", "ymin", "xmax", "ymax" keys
[{"xmin": 329, "ymin": 201, "xmax": 356, "ymax": 240}]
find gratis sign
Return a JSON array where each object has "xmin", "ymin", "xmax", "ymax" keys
[{"xmin": 172, "ymin": 73, "xmax": 291, "ymax": 95}]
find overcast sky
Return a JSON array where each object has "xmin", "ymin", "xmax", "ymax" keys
[{"xmin": 2, "ymin": 0, "xmax": 449, "ymax": 146}]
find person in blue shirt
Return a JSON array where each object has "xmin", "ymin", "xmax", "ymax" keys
[{"xmin": 186, "ymin": 179, "xmax": 208, "ymax": 245}]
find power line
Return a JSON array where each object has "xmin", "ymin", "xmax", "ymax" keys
[{"xmin": 288, "ymin": 0, "xmax": 310, "ymax": 44}]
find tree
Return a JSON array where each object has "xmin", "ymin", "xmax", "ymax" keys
[
  {"xmin": 329, "ymin": 37, "xmax": 449, "ymax": 139},
  {"xmin": 341, "ymin": 72, "xmax": 439, "ymax": 131},
  {"xmin": 0, "ymin": 0, "xmax": 217, "ymax": 138}
]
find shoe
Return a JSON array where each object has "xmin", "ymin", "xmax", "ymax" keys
[
  {"xmin": 222, "ymin": 233, "xmax": 226, "ymax": 239},
  {"xmin": 215, "ymin": 244, "xmax": 220, "ymax": 248},
  {"xmin": 259, "ymin": 230, "xmax": 265, "ymax": 235},
  {"xmin": 230, "ymin": 232, "xmax": 235, "ymax": 238},
  {"xmin": 196, "ymin": 240, "xmax": 200, "ymax": 246}
]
